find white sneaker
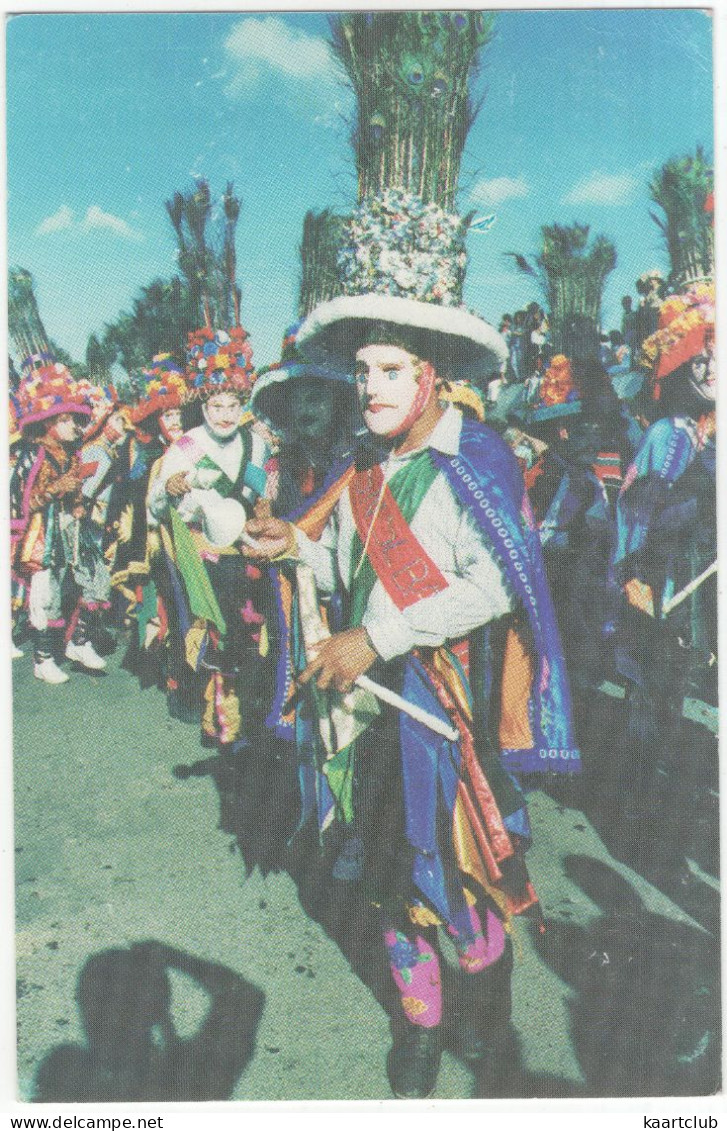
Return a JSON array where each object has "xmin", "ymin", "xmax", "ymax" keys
[
  {"xmin": 11, "ymin": 643, "xmax": 24, "ymax": 660},
  {"xmin": 34, "ymin": 657, "xmax": 70, "ymax": 684},
  {"xmin": 65, "ymin": 641, "xmax": 107, "ymax": 671}
]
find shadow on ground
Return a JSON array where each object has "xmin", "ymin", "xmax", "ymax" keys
[
  {"xmin": 33, "ymin": 941, "xmax": 264, "ymax": 1102},
  {"xmin": 173, "ymin": 742, "xmax": 402, "ymax": 1022},
  {"xmin": 173, "ymin": 722, "xmax": 721, "ymax": 1099},
  {"xmin": 464, "ymin": 853, "xmax": 721, "ymax": 1099},
  {"xmin": 529, "ymin": 855, "xmax": 720, "ymax": 1097},
  {"xmin": 542, "ymin": 689, "xmax": 720, "ymax": 936}
]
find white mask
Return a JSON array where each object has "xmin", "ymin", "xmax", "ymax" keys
[
  {"xmin": 688, "ymin": 352, "xmax": 716, "ymax": 403},
  {"xmin": 354, "ymin": 344, "xmax": 435, "ymax": 438},
  {"xmin": 203, "ymin": 394, "xmax": 242, "ymax": 440}
]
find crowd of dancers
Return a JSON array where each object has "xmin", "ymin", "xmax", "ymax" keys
[{"xmin": 8, "ymin": 242, "xmax": 716, "ymax": 1097}]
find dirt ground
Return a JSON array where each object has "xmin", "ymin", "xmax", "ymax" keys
[{"xmin": 12, "ymin": 645, "xmax": 721, "ymax": 1102}]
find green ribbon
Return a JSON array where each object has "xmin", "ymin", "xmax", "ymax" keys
[{"xmin": 169, "ymin": 507, "xmax": 227, "ymax": 638}]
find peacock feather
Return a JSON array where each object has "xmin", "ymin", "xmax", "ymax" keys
[
  {"xmin": 298, "ymin": 209, "xmax": 347, "ymax": 318},
  {"xmin": 164, "ymin": 180, "xmax": 243, "ymax": 331},
  {"xmin": 8, "ymin": 267, "xmax": 51, "ymax": 364},
  {"xmin": 508, "ymin": 223, "xmax": 617, "ymax": 354},
  {"xmin": 329, "ymin": 11, "xmax": 495, "ymax": 211}
]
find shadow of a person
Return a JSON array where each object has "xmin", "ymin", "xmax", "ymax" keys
[
  {"xmin": 531, "ymin": 855, "xmax": 721, "ymax": 1097},
  {"xmin": 33, "ymin": 941, "xmax": 265, "ymax": 1102},
  {"xmin": 539, "ymin": 689, "xmax": 720, "ymax": 937},
  {"xmin": 174, "ymin": 739, "xmax": 301, "ymax": 878},
  {"xmin": 174, "ymin": 741, "xmax": 402, "ymax": 1025}
]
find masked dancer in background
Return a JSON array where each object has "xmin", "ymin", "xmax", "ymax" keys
[
  {"xmin": 250, "ymin": 323, "xmax": 358, "ymax": 516},
  {"xmin": 614, "ymin": 283, "xmax": 716, "ymax": 800},
  {"xmin": 148, "ymin": 326, "xmax": 278, "ymax": 753},
  {"xmin": 11, "ymin": 360, "xmax": 111, "ymax": 682}
]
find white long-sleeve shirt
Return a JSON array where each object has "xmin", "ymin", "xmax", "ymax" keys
[
  {"xmin": 147, "ymin": 423, "xmax": 270, "ymax": 525},
  {"xmin": 295, "ymin": 406, "xmax": 513, "ymax": 662}
]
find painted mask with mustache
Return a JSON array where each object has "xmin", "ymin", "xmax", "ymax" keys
[{"xmin": 355, "ymin": 344, "xmax": 436, "ymax": 438}]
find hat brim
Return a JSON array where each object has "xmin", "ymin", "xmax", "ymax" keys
[
  {"xmin": 132, "ymin": 393, "xmax": 184, "ymax": 424},
  {"xmin": 20, "ymin": 402, "xmax": 92, "ymax": 429},
  {"xmin": 654, "ymin": 323, "xmax": 709, "ymax": 381},
  {"xmin": 250, "ymin": 362, "xmax": 353, "ymax": 427},
  {"xmin": 297, "ymin": 294, "xmax": 508, "ymax": 382}
]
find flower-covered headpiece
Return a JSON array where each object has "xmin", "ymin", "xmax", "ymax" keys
[
  {"xmin": 338, "ymin": 188, "xmax": 468, "ymax": 307},
  {"xmin": 640, "ymin": 281, "xmax": 715, "ymax": 398},
  {"xmin": 298, "ymin": 190, "xmax": 507, "ymax": 384},
  {"xmin": 131, "ymin": 354, "xmax": 189, "ymax": 424},
  {"xmin": 17, "ymin": 362, "xmax": 92, "ymax": 430},
  {"xmin": 185, "ymin": 326, "xmax": 255, "ymax": 402}
]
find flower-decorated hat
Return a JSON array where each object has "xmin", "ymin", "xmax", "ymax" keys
[
  {"xmin": 250, "ymin": 322, "xmax": 353, "ymax": 433},
  {"xmin": 296, "ymin": 189, "xmax": 507, "ymax": 382},
  {"xmin": 538, "ymin": 354, "xmax": 579, "ymax": 408},
  {"xmin": 640, "ymin": 281, "xmax": 715, "ymax": 398},
  {"xmin": 131, "ymin": 354, "xmax": 189, "ymax": 424},
  {"xmin": 185, "ymin": 326, "xmax": 255, "ymax": 402},
  {"xmin": 17, "ymin": 361, "xmax": 92, "ymax": 430}
]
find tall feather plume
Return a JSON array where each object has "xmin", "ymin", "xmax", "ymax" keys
[
  {"xmin": 508, "ymin": 223, "xmax": 617, "ymax": 353},
  {"xmin": 329, "ymin": 11, "xmax": 495, "ymax": 210},
  {"xmin": 650, "ymin": 146, "xmax": 713, "ymax": 288},
  {"xmin": 298, "ymin": 209, "xmax": 346, "ymax": 317},
  {"xmin": 8, "ymin": 267, "xmax": 51, "ymax": 362}
]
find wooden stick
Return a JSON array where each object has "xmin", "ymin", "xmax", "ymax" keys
[
  {"xmin": 356, "ymin": 674, "xmax": 460, "ymax": 742},
  {"xmin": 242, "ymin": 532, "xmax": 461, "ymax": 741},
  {"xmin": 662, "ymin": 560, "xmax": 717, "ymax": 615}
]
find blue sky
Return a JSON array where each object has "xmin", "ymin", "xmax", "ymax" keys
[{"xmin": 6, "ymin": 9, "xmax": 714, "ymax": 369}]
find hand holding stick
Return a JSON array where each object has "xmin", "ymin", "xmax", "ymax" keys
[{"xmin": 241, "ymin": 531, "xmax": 461, "ymax": 742}]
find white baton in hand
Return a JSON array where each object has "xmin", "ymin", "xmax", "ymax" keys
[{"xmin": 245, "ymin": 533, "xmax": 461, "ymax": 743}]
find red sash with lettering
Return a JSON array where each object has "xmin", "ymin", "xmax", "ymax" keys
[{"xmin": 349, "ymin": 465, "xmax": 448, "ymax": 612}]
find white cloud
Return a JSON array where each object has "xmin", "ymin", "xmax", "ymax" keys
[
  {"xmin": 563, "ymin": 171, "xmax": 638, "ymax": 206},
  {"xmin": 35, "ymin": 205, "xmax": 74, "ymax": 235},
  {"xmin": 470, "ymin": 176, "xmax": 529, "ymax": 207},
  {"xmin": 34, "ymin": 204, "xmax": 143, "ymax": 241},
  {"xmin": 81, "ymin": 206, "xmax": 143, "ymax": 241},
  {"xmin": 223, "ymin": 16, "xmax": 333, "ymax": 96}
]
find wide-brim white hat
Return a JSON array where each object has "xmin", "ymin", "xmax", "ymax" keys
[{"xmin": 297, "ymin": 294, "xmax": 508, "ymax": 383}]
